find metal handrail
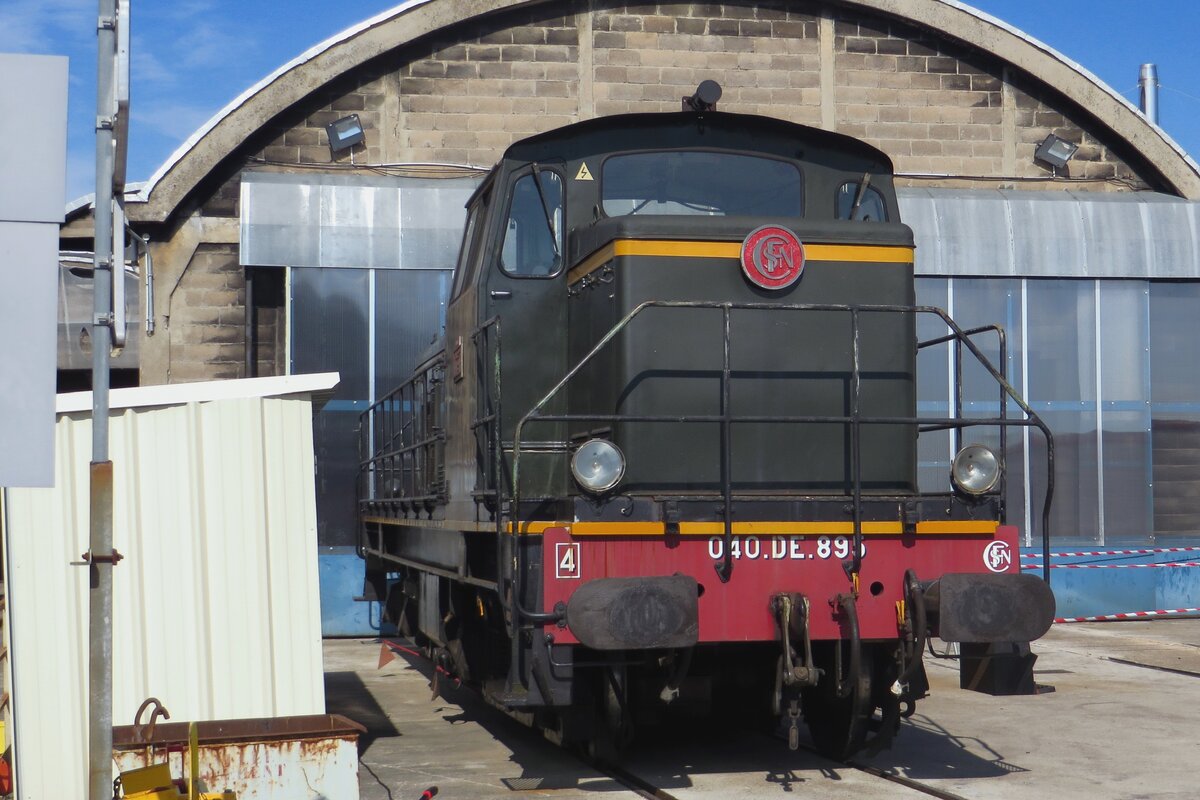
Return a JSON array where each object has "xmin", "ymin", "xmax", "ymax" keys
[
  {"xmin": 918, "ymin": 324, "xmax": 1009, "ymax": 513},
  {"xmin": 357, "ymin": 355, "xmax": 446, "ymax": 512},
  {"xmin": 510, "ymin": 301, "xmax": 1055, "ymax": 607}
]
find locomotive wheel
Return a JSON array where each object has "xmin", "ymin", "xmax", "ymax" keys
[
  {"xmin": 800, "ymin": 642, "xmax": 874, "ymax": 761},
  {"xmin": 587, "ymin": 666, "xmax": 634, "ymax": 763}
]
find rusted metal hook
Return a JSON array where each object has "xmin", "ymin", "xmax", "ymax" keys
[{"xmin": 133, "ymin": 697, "xmax": 170, "ymax": 743}]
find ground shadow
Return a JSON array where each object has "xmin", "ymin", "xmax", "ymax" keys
[
  {"xmin": 324, "ymin": 670, "xmax": 401, "ymax": 752},
  {"xmin": 370, "ymin": 639, "xmax": 1028, "ymax": 795},
  {"xmin": 378, "ymin": 640, "xmax": 630, "ymax": 793},
  {"xmin": 852, "ymin": 712, "xmax": 1030, "ymax": 780}
]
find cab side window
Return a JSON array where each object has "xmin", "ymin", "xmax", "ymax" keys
[
  {"xmin": 836, "ymin": 181, "xmax": 889, "ymax": 222},
  {"xmin": 500, "ymin": 171, "xmax": 564, "ymax": 277},
  {"xmin": 450, "ymin": 193, "xmax": 489, "ymax": 300}
]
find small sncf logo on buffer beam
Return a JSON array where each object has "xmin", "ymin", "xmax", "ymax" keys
[
  {"xmin": 740, "ymin": 225, "xmax": 805, "ymax": 290},
  {"xmin": 983, "ymin": 540, "xmax": 1012, "ymax": 573}
]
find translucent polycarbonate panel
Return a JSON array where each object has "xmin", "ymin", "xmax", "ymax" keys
[
  {"xmin": 310, "ymin": 409, "xmax": 363, "ymax": 547},
  {"xmin": 292, "ymin": 268, "xmax": 370, "ymax": 546},
  {"xmin": 241, "ymin": 171, "xmax": 480, "ymax": 269},
  {"xmin": 3, "ymin": 392, "xmax": 324, "ymax": 799},
  {"xmin": 401, "ymin": 178, "xmax": 481, "ymax": 270},
  {"xmin": 1026, "ymin": 280, "xmax": 1096, "ymax": 402},
  {"xmin": 896, "ymin": 187, "xmax": 1200, "ymax": 279},
  {"xmin": 948, "ymin": 278, "xmax": 1023, "ymax": 407},
  {"xmin": 375, "ymin": 269, "xmax": 454, "ymax": 394},
  {"xmin": 1026, "ymin": 280, "xmax": 1099, "ymax": 541},
  {"xmin": 1149, "ymin": 281, "xmax": 1200, "ymax": 539},
  {"xmin": 915, "ymin": 278, "xmax": 951, "ymax": 493},
  {"xmin": 945, "ymin": 279, "xmax": 1026, "ymax": 526},
  {"xmin": 910, "ymin": 275, "xmax": 1200, "ymax": 544},
  {"xmin": 292, "ymin": 268, "xmax": 370, "ymax": 398},
  {"xmin": 1099, "ymin": 282, "xmax": 1153, "ymax": 543},
  {"xmin": 1028, "ymin": 409, "xmax": 1100, "ymax": 542},
  {"xmin": 1099, "ymin": 282, "xmax": 1150, "ymax": 405},
  {"xmin": 1149, "ymin": 282, "xmax": 1200, "ymax": 406},
  {"xmin": 1102, "ymin": 411, "xmax": 1153, "ymax": 543}
]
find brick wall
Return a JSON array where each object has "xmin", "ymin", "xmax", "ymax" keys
[
  {"xmin": 832, "ymin": 16, "xmax": 1005, "ymax": 177},
  {"xmin": 589, "ymin": 5, "xmax": 822, "ymax": 122},
  {"xmin": 246, "ymin": 0, "xmax": 1147, "ymax": 189},
  {"xmin": 165, "ymin": 244, "xmax": 246, "ymax": 383},
  {"xmin": 151, "ymin": 0, "xmax": 1161, "ymax": 385}
]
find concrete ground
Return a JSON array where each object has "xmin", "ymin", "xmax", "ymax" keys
[
  {"xmin": 856, "ymin": 620, "xmax": 1200, "ymax": 800},
  {"xmin": 323, "ymin": 640, "xmax": 636, "ymax": 800},
  {"xmin": 324, "ymin": 619, "xmax": 1200, "ymax": 799}
]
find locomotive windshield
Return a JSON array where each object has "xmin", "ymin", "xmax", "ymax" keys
[{"xmin": 601, "ymin": 151, "xmax": 802, "ymax": 217}]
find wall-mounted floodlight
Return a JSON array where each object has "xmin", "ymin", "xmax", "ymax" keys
[
  {"xmin": 326, "ymin": 114, "xmax": 365, "ymax": 155},
  {"xmin": 1034, "ymin": 134, "xmax": 1079, "ymax": 170}
]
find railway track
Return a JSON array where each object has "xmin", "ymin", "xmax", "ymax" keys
[
  {"xmin": 590, "ymin": 756, "xmax": 976, "ymax": 800},
  {"xmin": 577, "ymin": 728, "xmax": 978, "ymax": 800},
  {"xmin": 367, "ymin": 638, "xmax": 975, "ymax": 800},
  {"xmin": 842, "ymin": 758, "xmax": 974, "ymax": 800}
]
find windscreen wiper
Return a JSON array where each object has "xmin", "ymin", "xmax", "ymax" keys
[
  {"xmin": 530, "ymin": 164, "xmax": 561, "ymax": 261},
  {"xmin": 850, "ymin": 172, "xmax": 872, "ymax": 220}
]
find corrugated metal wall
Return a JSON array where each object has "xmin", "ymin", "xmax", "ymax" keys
[{"xmin": 2, "ymin": 394, "xmax": 324, "ymax": 799}]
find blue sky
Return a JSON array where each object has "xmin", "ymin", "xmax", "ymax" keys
[{"xmin": 2, "ymin": 0, "xmax": 1197, "ymax": 203}]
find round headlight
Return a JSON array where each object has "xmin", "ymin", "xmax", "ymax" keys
[
  {"xmin": 951, "ymin": 444, "xmax": 1000, "ymax": 496},
  {"xmin": 571, "ymin": 439, "xmax": 625, "ymax": 494}
]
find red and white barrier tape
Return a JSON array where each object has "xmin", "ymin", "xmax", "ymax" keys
[
  {"xmin": 1021, "ymin": 546, "xmax": 1200, "ymax": 558},
  {"xmin": 1024, "ymin": 561, "xmax": 1200, "ymax": 569},
  {"xmin": 1055, "ymin": 608, "xmax": 1200, "ymax": 623}
]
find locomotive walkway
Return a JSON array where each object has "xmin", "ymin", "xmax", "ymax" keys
[{"xmin": 325, "ymin": 619, "xmax": 1200, "ymax": 800}]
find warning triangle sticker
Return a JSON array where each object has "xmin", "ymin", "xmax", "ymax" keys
[{"xmin": 575, "ymin": 162, "xmax": 594, "ymax": 181}]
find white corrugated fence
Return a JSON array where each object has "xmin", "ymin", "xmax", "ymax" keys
[{"xmin": 1, "ymin": 373, "xmax": 337, "ymax": 799}]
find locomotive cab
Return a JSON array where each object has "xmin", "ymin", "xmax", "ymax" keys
[
  {"xmin": 359, "ymin": 98, "xmax": 1056, "ymax": 761},
  {"xmin": 468, "ymin": 111, "xmax": 920, "ymax": 504}
]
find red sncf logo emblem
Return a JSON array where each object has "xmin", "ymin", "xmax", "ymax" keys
[{"xmin": 740, "ymin": 225, "xmax": 805, "ymax": 290}]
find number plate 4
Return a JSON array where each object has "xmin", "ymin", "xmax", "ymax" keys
[{"xmin": 555, "ymin": 542, "xmax": 581, "ymax": 579}]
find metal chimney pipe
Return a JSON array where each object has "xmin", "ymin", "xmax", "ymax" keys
[{"xmin": 1139, "ymin": 63, "xmax": 1159, "ymax": 125}]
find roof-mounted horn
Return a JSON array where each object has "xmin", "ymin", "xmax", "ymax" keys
[{"xmin": 683, "ymin": 80, "xmax": 722, "ymax": 113}]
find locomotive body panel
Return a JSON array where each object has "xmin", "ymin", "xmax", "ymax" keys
[
  {"xmin": 567, "ymin": 238, "xmax": 917, "ymax": 493},
  {"xmin": 540, "ymin": 525, "xmax": 1024, "ymax": 644}
]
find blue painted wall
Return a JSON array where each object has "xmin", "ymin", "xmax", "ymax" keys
[
  {"xmin": 1023, "ymin": 541, "xmax": 1200, "ymax": 619},
  {"xmin": 319, "ymin": 548, "xmax": 396, "ymax": 637}
]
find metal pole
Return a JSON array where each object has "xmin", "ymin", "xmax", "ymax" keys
[
  {"xmin": 89, "ymin": 0, "xmax": 117, "ymax": 797},
  {"xmin": 1139, "ymin": 63, "xmax": 1159, "ymax": 125}
]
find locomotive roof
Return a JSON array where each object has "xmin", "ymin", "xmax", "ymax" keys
[{"xmin": 499, "ymin": 111, "xmax": 895, "ymax": 174}]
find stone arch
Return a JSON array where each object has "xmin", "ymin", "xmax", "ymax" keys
[{"xmin": 126, "ymin": 0, "xmax": 1200, "ymax": 225}]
